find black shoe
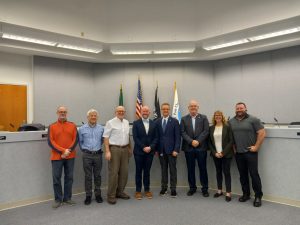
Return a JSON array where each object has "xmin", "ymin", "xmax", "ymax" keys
[
  {"xmin": 84, "ymin": 196, "xmax": 91, "ymax": 205},
  {"xmin": 239, "ymin": 195, "xmax": 250, "ymax": 202},
  {"xmin": 95, "ymin": 195, "xmax": 103, "ymax": 203},
  {"xmin": 213, "ymin": 192, "xmax": 223, "ymax": 198},
  {"xmin": 225, "ymin": 196, "xmax": 232, "ymax": 202},
  {"xmin": 202, "ymin": 191, "xmax": 209, "ymax": 197},
  {"xmin": 187, "ymin": 189, "xmax": 196, "ymax": 196},
  {"xmin": 170, "ymin": 190, "xmax": 177, "ymax": 198},
  {"xmin": 159, "ymin": 189, "xmax": 167, "ymax": 196},
  {"xmin": 253, "ymin": 197, "xmax": 262, "ymax": 207}
]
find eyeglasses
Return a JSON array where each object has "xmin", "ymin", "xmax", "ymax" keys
[{"xmin": 58, "ymin": 111, "xmax": 67, "ymax": 113}]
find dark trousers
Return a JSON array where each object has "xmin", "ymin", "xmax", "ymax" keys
[
  {"xmin": 235, "ymin": 152, "xmax": 263, "ymax": 198},
  {"xmin": 82, "ymin": 152, "xmax": 103, "ymax": 197},
  {"xmin": 52, "ymin": 158, "xmax": 75, "ymax": 202},
  {"xmin": 212, "ymin": 157, "xmax": 232, "ymax": 193},
  {"xmin": 159, "ymin": 154, "xmax": 177, "ymax": 191},
  {"xmin": 134, "ymin": 154, "xmax": 154, "ymax": 192},
  {"xmin": 185, "ymin": 149, "xmax": 208, "ymax": 192}
]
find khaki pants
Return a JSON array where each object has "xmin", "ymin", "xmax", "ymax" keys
[{"xmin": 107, "ymin": 146, "xmax": 129, "ymax": 199}]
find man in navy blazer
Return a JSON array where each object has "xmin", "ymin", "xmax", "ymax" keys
[
  {"xmin": 132, "ymin": 106, "xmax": 158, "ymax": 200},
  {"xmin": 156, "ymin": 102, "xmax": 181, "ymax": 197},
  {"xmin": 181, "ymin": 100, "xmax": 210, "ymax": 197}
]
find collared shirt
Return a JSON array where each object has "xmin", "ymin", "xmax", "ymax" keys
[
  {"xmin": 161, "ymin": 116, "xmax": 169, "ymax": 127},
  {"xmin": 103, "ymin": 117, "xmax": 130, "ymax": 146},
  {"xmin": 190, "ymin": 114, "xmax": 197, "ymax": 131},
  {"xmin": 142, "ymin": 118, "xmax": 149, "ymax": 134},
  {"xmin": 78, "ymin": 123, "xmax": 104, "ymax": 151}
]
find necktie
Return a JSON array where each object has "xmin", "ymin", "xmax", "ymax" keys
[{"xmin": 162, "ymin": 119, "xmax": 167, "ymax": 132}]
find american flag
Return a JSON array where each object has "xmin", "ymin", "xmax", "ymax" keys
[{"xmin": 135, "ymin": 78, "xmax": 143, "ymax": 119}]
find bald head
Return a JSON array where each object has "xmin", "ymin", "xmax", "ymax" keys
[
  {"xmin": 188, "ymin": 100, "xmax": 199, "ymax": 117},
  {"xmin": 141, "ymin": 105, "xmax": 150, "ymax": 119}
]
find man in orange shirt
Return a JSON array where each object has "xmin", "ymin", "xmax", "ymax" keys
[{"xmin": 48, "ymin": 106, "xmax": 78, "ymax": 208}]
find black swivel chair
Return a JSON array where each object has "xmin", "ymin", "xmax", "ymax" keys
[
  {"xmin": 290, "ymin": 122, "xmax": 300, "ymax": 125},
  {"xmin": 18, "ymin": 123, "xmax": 45, "ymax": 131}
]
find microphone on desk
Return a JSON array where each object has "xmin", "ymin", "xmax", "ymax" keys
[
  {"xmin": 274, "ymin": 117, "xmax": 280, "ymax": 128},
  {"xmin": 81, "ymin": 121, "xmax": 84, "ymax": 125},
  {"xmin": 227, "ymin": 116, "xmax": 230, "ymax": 121},
  {"xmin": 9, "ymin": 123, "xmax": 15, "ymax": 128}
]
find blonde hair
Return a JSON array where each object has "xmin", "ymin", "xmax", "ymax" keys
[{"xmin": 211, "ymin": 110, "xmax": 227, "ymax": 125}]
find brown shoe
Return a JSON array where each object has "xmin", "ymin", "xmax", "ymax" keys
[
  {"xmin": 107, "ymin": 197, "xmax": 117, "ymax": 204},
  {"xmin": 135, "ymin": 192, "xmax": 143, "ymax": 200},
  {"xmin": 116, "ymin": 192, "xmax": 130, "ymax": 200},
  {"xmin": 145, "ymin": 191, "xmax": 153, "ymax": 199}
]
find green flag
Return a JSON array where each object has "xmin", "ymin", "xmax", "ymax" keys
[{"xmin": 119, "ymin": 84, "xmax": 123, "ymax": 106}]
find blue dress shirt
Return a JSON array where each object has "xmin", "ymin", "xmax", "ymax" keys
[{"xmin": 78, "ymin": 123, "xmax": 104, "ymax": 151}]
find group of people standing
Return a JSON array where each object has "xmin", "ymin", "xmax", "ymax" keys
[{"xmin": 48, "ymin": 101, "xmax": 265, "ymax": 209}]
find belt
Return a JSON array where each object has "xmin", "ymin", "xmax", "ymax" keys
[
  {"xmin": 109, "ymin": 144, "xmax": 129, "ymax": 148},
  {"xmin": 82, "ymin": 149, "xmax": 102, "ymax": 155}
]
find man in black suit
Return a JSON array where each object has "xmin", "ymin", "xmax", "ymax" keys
[
  {"xmin": 132, "ymin": 106, "xmax": 158, "ymax": 200},
  {"xmin": 181, "ymin": 100, "xmax": 210, "ymax": 197},
  {"xmin": 156, "ymin": 103, "xmax": 181, "ymax": 197}
]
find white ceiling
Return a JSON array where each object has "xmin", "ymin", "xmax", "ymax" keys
[{"xmin": 0, "ymin": 0, "xmax": 300, "ymax": 62}]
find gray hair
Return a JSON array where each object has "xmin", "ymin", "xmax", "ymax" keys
[{"xmin": 87, "ymin": 109, "xmax": 98, "ymax": 116}]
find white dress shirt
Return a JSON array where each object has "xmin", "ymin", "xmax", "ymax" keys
[
  {"xmin": 103, "ymin": 117, "xmax": 130, "ymax": 146},
  {"xmin": 142, "ymin": 118, "xmax": 149, "ymax": 134}
]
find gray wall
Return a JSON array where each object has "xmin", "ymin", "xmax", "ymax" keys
[
  {"xmin": 93, "ymin": 62, "xmax": 214, "ymax": 123},
  {"xmin": 33, "ymin": 57, "xmax": 95, "ymax": 126},
  {"xmin": 34, "ymin": 46, "xmax": 300, "ymax": 125},
  {"xmin": 214, "ymin": 46, "xmax": 300, "ymax": 123}
]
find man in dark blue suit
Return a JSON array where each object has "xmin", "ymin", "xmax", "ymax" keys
[
  {"xmin": 156, "ymin": 103, "xmax": 181, "ymax": 197},
  {"xmin": 181, "ymin": 100, "xmax": 210, "ymax": 197},
  {"xmin": 132, "ymin": 106, "xmax": 158, "ymax": 200}
]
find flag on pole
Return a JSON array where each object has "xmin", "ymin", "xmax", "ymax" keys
[
  {"xmin": 135, "ymin": 78, "xmax": 143, "ymax": 119},
  {"xmin": 172, "ymin": 82, "xmax": 181, "ymax": 121},
  {"xmin": 153, "ymin": 83, "xmax": 161, "ymax": 120},
  {"xmin": 119, "ymin": 84, "xmax": 123, "ymax": 106}
]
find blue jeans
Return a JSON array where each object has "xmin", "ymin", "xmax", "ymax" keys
[{"xmin": 52, "ymin": 158, "xmax": 75, "ymax": 202}]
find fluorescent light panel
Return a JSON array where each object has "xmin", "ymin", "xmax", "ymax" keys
[
  {"xmin": 203, "ymin": 27, "xmax": 300, "ymax": 51},
  {"xmin": 153, "ymin": 49, "xmax": 195, "ymax": 54},
  {"xmin": 57, "ymin": 44, "xmax": 102, "ymax": 53},
  {"xmin": 111, "ymin": 50, "xmax": 152, "ymax": 55},
  {"xmin": 203, "ymin": 39, "xmax": 249, "ymax": 51},
  {"xmin": 249, "ymin": 27, "xmax": 300, "ymax": 41},
  {"xmin": 2, "ymin": 33, "xmax": 57, "ymax": 46}
]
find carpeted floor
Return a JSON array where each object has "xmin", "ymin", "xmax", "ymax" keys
[{"xmin": 1, "ymin": 187, "xmax": 299, "ymax": 225}]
